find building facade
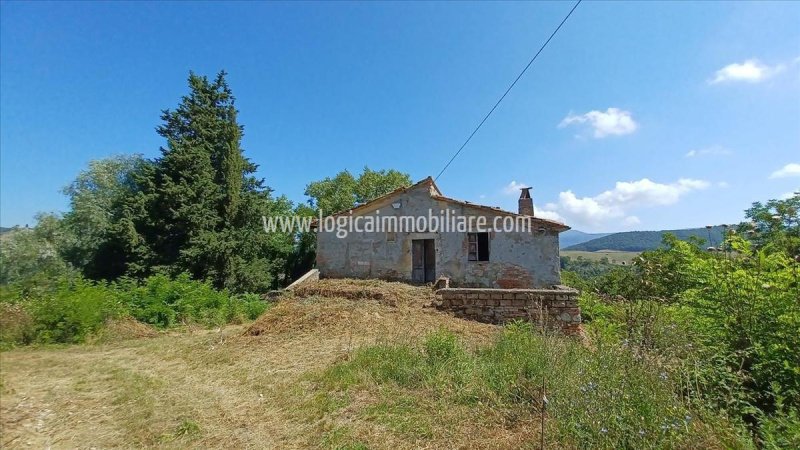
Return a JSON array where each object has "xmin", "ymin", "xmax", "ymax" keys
[{"xmin": 314, "ymin": 177, "xmax": 569, "ymax": 288}]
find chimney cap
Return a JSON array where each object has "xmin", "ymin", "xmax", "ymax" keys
[{"xmin": 519, "ymin": 187, "xmax": 532, "ymax": 199}]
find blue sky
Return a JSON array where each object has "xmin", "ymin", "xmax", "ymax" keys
[{"xmin": 2, "ymin": 1, "xmax": 798, "ymax": 232}]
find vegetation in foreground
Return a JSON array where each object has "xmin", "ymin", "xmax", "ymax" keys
[
  {"xmin": 1, "ymin": 69, "xmax": 797, "ymax": 448},
  {"xmin": 314, "ymin": 325, "xmax": 749, "ymax": 449},
  {"xmin": 0, "ymin": 273, "xmax": 268, "ymax": 347}
]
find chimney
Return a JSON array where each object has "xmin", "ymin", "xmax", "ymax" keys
[{"xmin": 518, "ymin": 187, "xmax": 534, "ymax": 216}]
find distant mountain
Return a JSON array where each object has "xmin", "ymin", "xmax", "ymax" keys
[
  {"xmin": 559, "ymin": 230, "xmax": 612, "ymax": 249},
  {"xmin": 564, "ymin": 226, "xmax": 727, "ymax": 252},
  {"xmin": 0, "ymin": 226, "xmax": 14, "ymax": 234}
]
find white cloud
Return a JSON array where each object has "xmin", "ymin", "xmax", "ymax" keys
[
  {"xmin": 558, "ymin": 108, "xmax": 638, "ymax": 138},
  {"xmin": 779, "ymin": 190, "xmax": 799, "ymax": 200},
  {"xmin": 503, "ymin": 180, "xmax": 529, "ymax": 195},
  {"xmin": 685, "ymin": 145, "xmax": 732, "ymax": 158},
  {"xmin": 539, "ymin": 178, "xmax": 711, "ymax": 229},
  {"xmin": 709, "ymin": 59, "xmax": 784, "ymax": 84},
  {"xmin": 769, "ymin": 163, "xmax": 800, "ymax": 179},
  {"xmin": 533, "ymin": 207, "xmax": 563, "ymax": 222},
  {"xmin": 717, "ymin": 181, "xmax": 730, "ymax": 188}
]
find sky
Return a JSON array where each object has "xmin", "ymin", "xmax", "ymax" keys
[{"xmin": 1, "ymin": 1, "xmax": 799, "ymax": 232}]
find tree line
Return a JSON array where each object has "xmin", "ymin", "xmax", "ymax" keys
[{"xmin": 1, "ymin": 71, "xmax": 411, "ymax": 294}]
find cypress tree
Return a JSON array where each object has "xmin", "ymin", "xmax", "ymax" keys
[{"xmin": 134, "ymin": 71, "xmax": 292, "ymax": 292}]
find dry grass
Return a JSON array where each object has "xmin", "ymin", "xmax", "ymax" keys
[
  {"xmin": 290, "ymin": 278, "xmax": 436, "ymax": 307},
  {"xmin": 2, "ymin": 279, "xmax": 511, "ymax": 449},
  {"xmin": 88, "ymin": 317, "xmax": 160, "ymax": 343}
]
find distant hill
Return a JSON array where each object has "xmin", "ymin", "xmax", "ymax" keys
[
  {"xmin": 564, "ymin": 226, "xmax": 727, "ymax": 252},
  {"xmin": 0, "ymin": 226, "xmax": 14, "ymax": 234},
  {"xmin": 559, "ymin": 230, "xmax": 612, "ymax": 249}
]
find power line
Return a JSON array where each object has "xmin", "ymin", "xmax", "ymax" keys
[{"xmin": 434, "ymin": 0, "xmax": 582, "ymax": 181}]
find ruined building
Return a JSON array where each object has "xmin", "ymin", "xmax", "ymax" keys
[{"xmin": 314, "ymin": 177, "xmax": 569, "ymax": 288}]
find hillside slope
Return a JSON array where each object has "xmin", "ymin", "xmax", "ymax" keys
[
  {"xmin": 565, "ymin": 226, "xmax": 726, "ymax": 252},
  {"xmin": 558, "ymin": 230, "xmax": 611, "ymax": 248}
]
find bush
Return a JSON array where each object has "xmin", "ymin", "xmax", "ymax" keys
[
  {"xmin": 124, "ymin": 273, "xmax": 233, "ymax": 328},
  {"xmin": 123, "ymin": 273, "xmax": 270, "ymax": 328},
  {"xmin": 0, "ymin": 273, "xmax": 269, "ymax": 346},
  {"xmin": 23, "ymin": 277, "xmax": 126, "ymax": 344},
  {"xmin": 569, "ymin": 231, "xmax": 800, "ymax": 445}
]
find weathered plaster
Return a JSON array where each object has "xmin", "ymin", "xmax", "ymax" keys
[{"xmin": 315, "ymin": 179, "xmax": 567, "ymax": 288}]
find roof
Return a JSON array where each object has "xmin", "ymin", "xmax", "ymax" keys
[{"xmin": 312, "ymin": 176, "xmax": 570, "ymax": 232}]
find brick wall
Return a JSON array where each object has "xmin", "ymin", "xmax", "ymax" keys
[{"xmin": 434, "ymin": 286, "xmax": 581, "ymax": 335}]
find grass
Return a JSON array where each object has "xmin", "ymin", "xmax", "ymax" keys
[
  {"xmin": 1, "ymin": 282, "xmax": 497, "ymax": 448},
  {"xmin": 312, "ymin": 325, "xmax": 752, "ymax": 449},
  {"xmin": 1, "ymin": 279, "xmax": 752, "ymax": 449},
  {"xmin": 562, "ymin": 250, "xmax": 640, "ymax": 265}
]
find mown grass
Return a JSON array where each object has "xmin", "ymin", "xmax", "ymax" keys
[{"xmin": 313, "ymin": 323, "xmax": 753, "ymax": 449}]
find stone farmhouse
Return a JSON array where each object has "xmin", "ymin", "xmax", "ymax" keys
[{"xmin": 314, "ymin": 177, "xmax": 570, "ymax": 288}]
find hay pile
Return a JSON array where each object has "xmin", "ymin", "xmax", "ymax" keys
[
  {"xmin": 243, "ymin": 278, "xmax": 497, "ymax": 345},
  {"xmin": 290, "ymin": 278, "xmax": 435, "ymax": 307},
  {"xmin": 89, "ymin": 317, "xmax": 159, "ymax": 342}
]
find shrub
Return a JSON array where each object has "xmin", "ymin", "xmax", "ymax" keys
[
  {"xmin": 0, "ymin": 273, "xmax": 269, "ymax": 346},
  {"xmin": 24, "ymin": 277, "xmax": 126, "ymax": 344},
  {"xmin": 124, "ymin": 273, "xmax": 262, "ymax": 328},
  {"xmin": 231, "ymin": 293, "xmax": 270, "ymax": 322}
]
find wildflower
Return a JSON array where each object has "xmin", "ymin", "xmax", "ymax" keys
[
  {"xmin": 639, "ymin": 429, "xmax": 645, "ymax": 436},
  {"xmin": 601, "ymin": 427, "xmax": 608, "ymax": 434},
  {"xmin": 684, "ymin": 414, "xmax": 692, "ymax": 423},
  {"xmin": 659, "ymin": 372, "xmax": 668, "ymax": 381}
]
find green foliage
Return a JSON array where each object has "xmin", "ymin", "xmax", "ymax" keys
[
  {"xmin": 319, "ymin": 326, "xmax": 750, "ymax": 449},
  {"xmin": 61, "ymin": 154, "xmax": 152, "ymax": 280},
  {"xmin": 0, "ymin": 214, "xmax": 76, "ymax": 287},
  {"xmin": 3, "ymin": 72, "xmax": 419, "ymax": 295},
  {"xmin": 560, "ymin": 256, "xmax": 618, "ymax": 279},
  {"xmin": 759, "ymin": 403, "xmax": 800, "ymax": 449},
  {"xmin": 738, "ymin": 193, "xmax": 800, "ymax": 256},
  {"xmin": 570, "ymin": 223, "xmax": 800, "ymax": 445},
  {"xmin": 295, "ymin": 166, "xmax": 411, "ymax": 280},
  {"xmin": 0, "ymin": 273, "xmax": 270, "ymax": 345},
  {"xmin": 8, "ymin": 277, "xmax": 127, "ymax": 344},
  {"xmin": 123, "ymin": 273, "xmax": 227, "ymax": 327},
  {"xmin": 304, "ymin": 166, "xmax": 412, "ymax": 214},
  {"xmin": 122, "ymin": 273, "xmax": 268, "ymax": 328},
  {"xmin": 129, "ymin": 71, "xmax": 294, "ymax": 293}
]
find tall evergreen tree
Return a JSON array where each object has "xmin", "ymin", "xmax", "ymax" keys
[{"xmin": 133, "ymin": 71, "xmax": 292, "ymax": 292}]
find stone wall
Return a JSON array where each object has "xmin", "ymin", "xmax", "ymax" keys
[{"xmin": 434, "ymin": 286, "xmax": 581, "ymax": 335}]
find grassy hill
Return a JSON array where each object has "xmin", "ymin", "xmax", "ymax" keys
[
  {"xmin": 561, "ymin": 250, "xmax": 639, "ymax": 265},
  {"xmin": 564, "ymin": 226, "xmax": 727, "ymax": 252},
  {"xmin": 558, "ymin": 230, "xmax": 612, "ymax": 249}
]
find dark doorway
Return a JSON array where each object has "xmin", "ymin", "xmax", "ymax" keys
[{"xmin": 412, "ymin": 239, "xmax": 436, "ymax": 283}]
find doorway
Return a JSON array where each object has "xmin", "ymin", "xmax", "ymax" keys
[{"xmin": 411, "ymin": 239, "xmax": 436, "ymax": 283}]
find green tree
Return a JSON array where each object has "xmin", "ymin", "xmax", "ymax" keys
[
  {"xmin": 61, "ymin": 154, "xmax": 151, "ymax": 280},
  {"xmin": 0, "ymin": 213, "xmax": 76, "ymax": 292},
  {"xmin": 738, "ymin": 192, "xmax": 800, "ymax": 256},
  {"xmin": 304, "ymin": 167, "xmax": 411, "ymax": 214},
  {"xmin": 291, "ymin": 167, "xmax": 411, "ymax": 281},
  {"xmin": 132, "ymin": 71, "xmax": 293, "ymax": 292}
]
